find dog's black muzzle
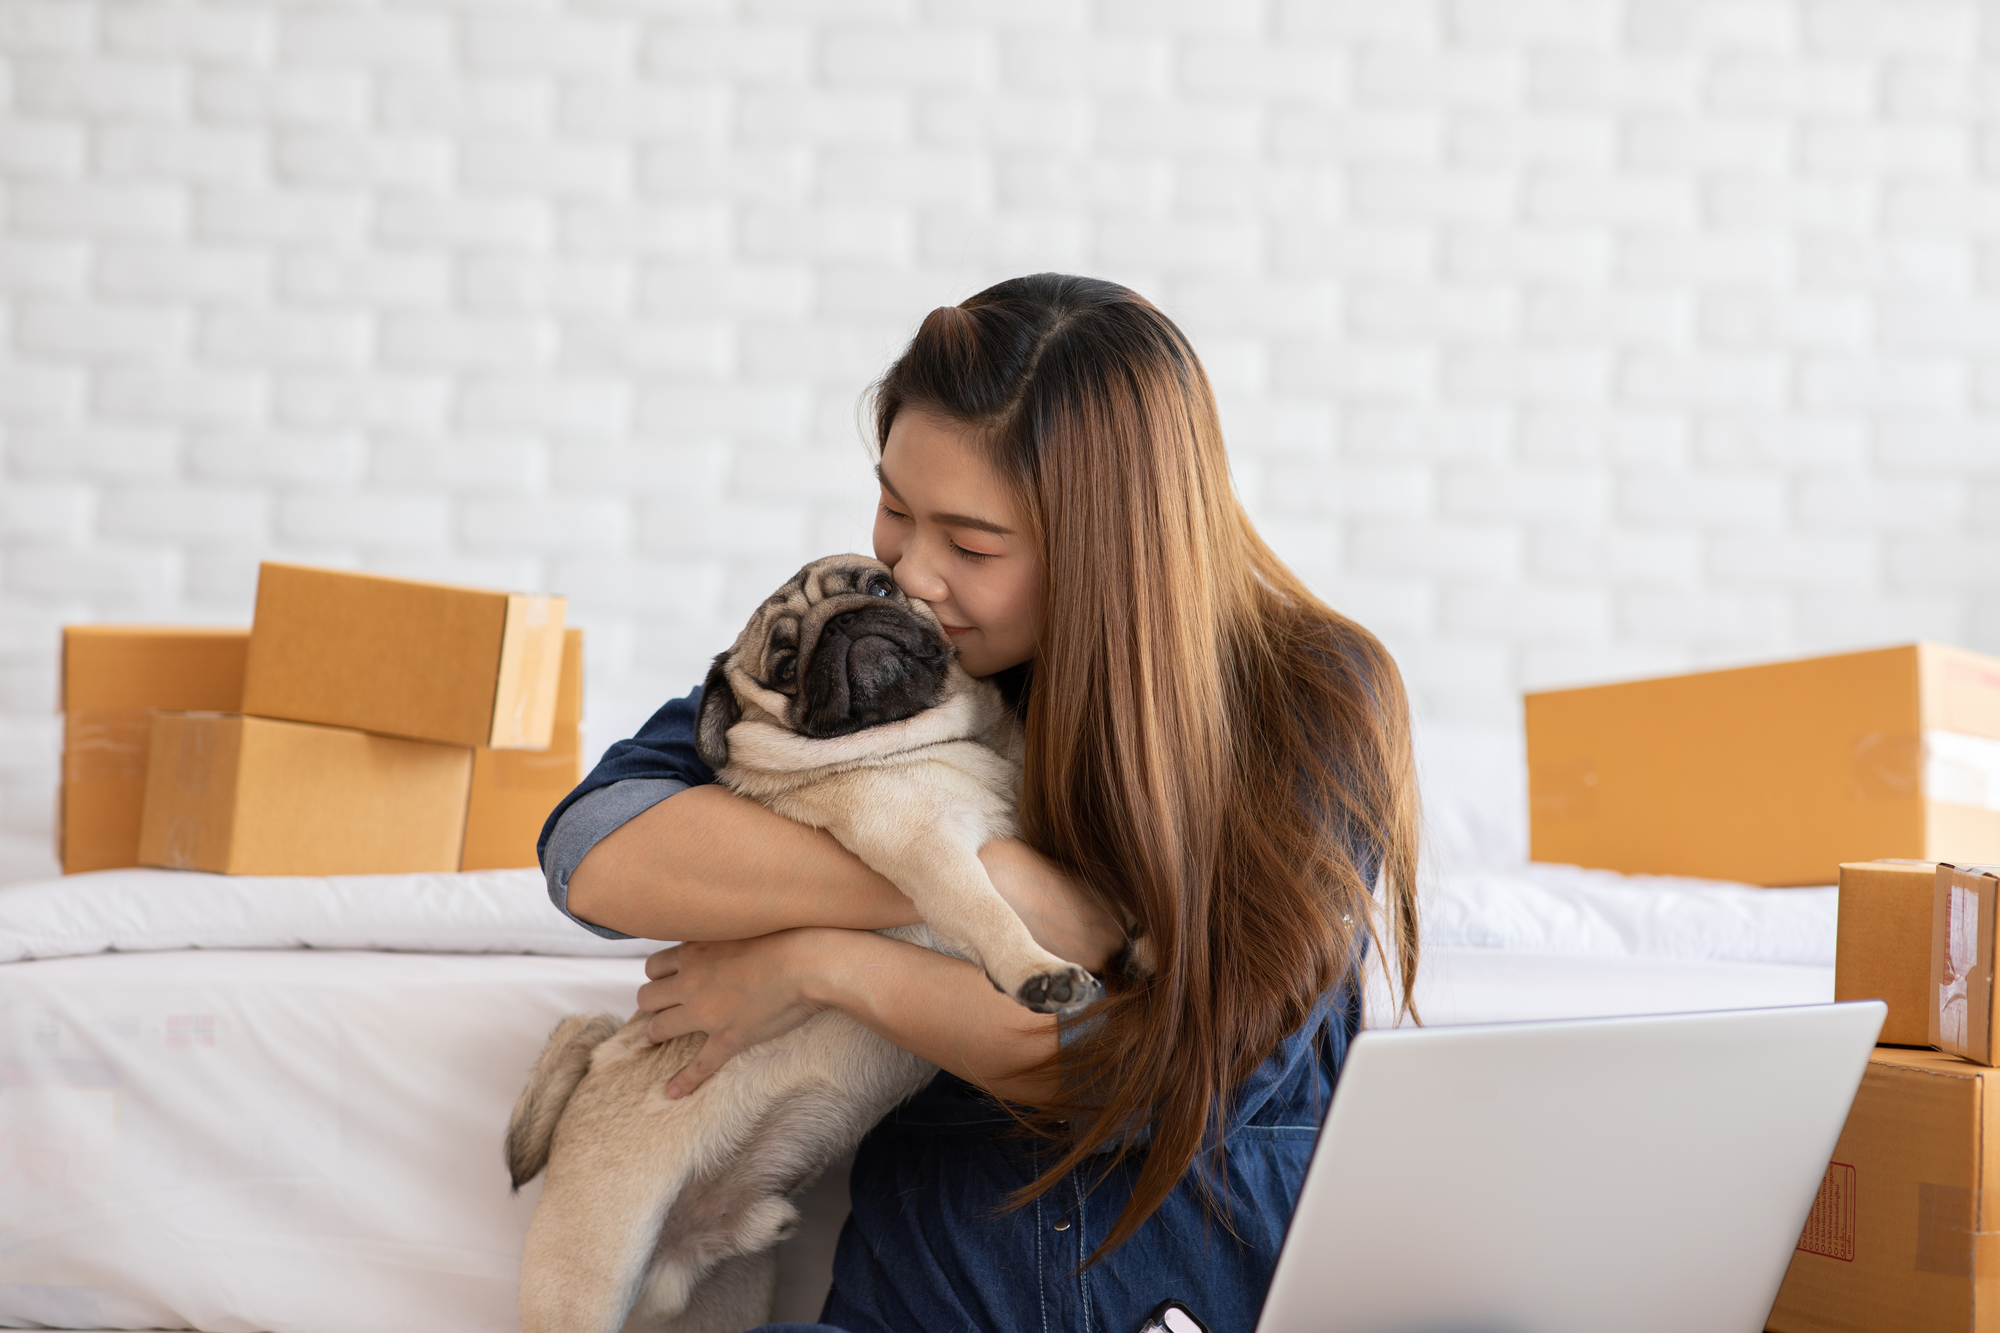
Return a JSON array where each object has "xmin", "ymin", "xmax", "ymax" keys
[{"xmin": 798, "ymin": 604, "xmax": 952, "ymax": 738}]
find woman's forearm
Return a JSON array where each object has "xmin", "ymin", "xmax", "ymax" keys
[
  {"xmin": 801, "ymin": 928, "xmax": 1061, "ymax": 1102},
  {"xmin": 565, "ymin": 785, "xmax": 922, "ymax": 941}
]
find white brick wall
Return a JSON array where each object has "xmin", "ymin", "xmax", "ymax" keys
[{"xmin": 3, "ymin": 0, "xmax": 1997, "ymax": 882}]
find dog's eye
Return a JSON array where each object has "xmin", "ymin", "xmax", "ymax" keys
[
  {"xmin": 866, "ymin": 577, "xmax": 893, "ymax": 598},
  {"xmin": 773, "ymin": 654, "xmax": 797, "ymax": 685}
]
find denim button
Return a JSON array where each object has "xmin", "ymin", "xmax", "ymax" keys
[{"xmin": 1053, "ymin": 1218, "xmax": 1071, "ymax": 1232}]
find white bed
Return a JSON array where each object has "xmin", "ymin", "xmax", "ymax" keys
[{"xmin": 0, "ymin": 724, "xmax": 1838, "ymax": 1332}]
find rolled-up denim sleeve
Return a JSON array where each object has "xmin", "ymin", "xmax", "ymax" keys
[
  {"xmin": 541, "ymin": 778, "xmax": 689, "ymax": 940},
  {"xmin": 536, "ymin": 683, "xmax": 717, "ymax": 939}
]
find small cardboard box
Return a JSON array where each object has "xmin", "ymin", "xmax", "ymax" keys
[
  {"xmin": 1768, "ymin": 1048, "xmax": 2000, "ymax": 1333},
  {"xmin": 137, "ymin": 712, "xmax": 472, "ymax": 876},
  {"xmin": 461, "ymin": 628, "xmax": 584, "ymax": 871},
  {"xmin": 60, "ymin": 626, "xmax": 250, "ymax": 874},
  {"xmin": 1932, "ymin": 864, "xmax": 2000, "ymax": 1066},
  {"xmin": 242, "ymin": 562, "xmax": 566, "ymax": 750},
  {"xmin": 1837, "ymin": 860, "xmax": 1940, "ymax": 1047},
  {"xmin": 1527, "ymin": 642, "xmax": 2000, "ymax": 886}
]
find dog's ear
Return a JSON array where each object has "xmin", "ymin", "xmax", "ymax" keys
[{"xmin": 695, "ymin": 652, "xmax": 740, "ymax": 770}]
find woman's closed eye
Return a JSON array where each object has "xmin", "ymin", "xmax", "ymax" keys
[
  {"xmin": 949, "ymin": 538, "xmax": 998, "ymax": 561},
  {"xmin": 879, "ymin": 502, "xmax": 910, "ymax": 522}
]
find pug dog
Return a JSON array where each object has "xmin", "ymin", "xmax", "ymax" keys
[{"xmin": 506, "ymin": 554, "xmax": 1105, "ymax": 1333}]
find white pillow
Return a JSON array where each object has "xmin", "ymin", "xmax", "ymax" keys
[{"xmin": 0, "ymin": 867, "xmax": 664, "ymax": 964}]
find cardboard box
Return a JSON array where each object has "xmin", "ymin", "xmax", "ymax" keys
[
  {"xmin": 1933, "ymin": 864, "xmax": 2000, "ymax": 1066},
  {"xmin": 1837, "ymin": 860, "xmax": 1940, "ymax": 1047},
  {"xmin": 60, "ymin": 626, "xmax": 249, "ymax": 874},
  {"xmin": 1527, "ymin": 642, "xmax": 2000, "ymax": 886},
  {"xmin": 242, "ymin": 562, "xmax": 566, "ymax": 750},
  {"xmin": 137, "ymin": 712, "xmax": 472, "ymax": 875},
  {"xmin": 1768, "ymin": 1048, "xmax": 2000, "ymax": 1333},
  {"xmin": 461, "ymin": 628, "xmax": 584, "ymax": 871}
]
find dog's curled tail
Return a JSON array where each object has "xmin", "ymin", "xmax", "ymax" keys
[{"xmin": 505, "ymin": 1012, "xmax": 621, "ymax": 1190}]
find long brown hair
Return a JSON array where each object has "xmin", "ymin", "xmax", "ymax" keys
[{"xmin": 871, "ymin": 274, "xmax": 1420, "ymax": 1260}]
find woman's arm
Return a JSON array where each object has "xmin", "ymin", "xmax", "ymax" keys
[
  {"xmin": 616, "ymin": 810, "xmax": 1125, "ymax": 1101},
  {"xmin": 564, "ymin": 784, "xmax": 924, "ymax": 941},
  {"xmin": 567, "ymin": 787, "xmax": 1128, "ymax": 969},
  {"xmin": 640, "ymin": 927, "xmax": 1063, "ymax": 1102}
]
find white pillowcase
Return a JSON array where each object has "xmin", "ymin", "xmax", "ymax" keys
[{"xmin": 0, "ymin": 866, "xmax": 664, "ymax": 964}]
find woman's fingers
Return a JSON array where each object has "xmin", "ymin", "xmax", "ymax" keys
[
  {"xmin": 636, "ymin": 974, "xmax": 676, "ymax": 1014},
  {"xmin": 665, "ymin": 1033, "xmax": 733, "ymax": 1099},
  {"xmin": 646, "ymin": 1002, "xmax": 702, "ymax": 1046},
  {"xmin": 627, "ymin": 931, "xmax": 826, "ymax": 1090},
  {"xmin": 643, "ymin": 945, "xmax": 680, "ymax": 981}
]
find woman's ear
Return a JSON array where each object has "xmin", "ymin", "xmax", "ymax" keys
[{"xmin": 695, "ymin": 653, "xmax": 739, "ymax": 770}]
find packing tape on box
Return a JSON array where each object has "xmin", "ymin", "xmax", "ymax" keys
[
  {"xmin": 1528, "ymin": 759, "xmax": 1598, "ymax": 820},
  {"xmin": 1917, "ymin": 1183, "xmax": 1975, "ymax": 1277},
  {"xmin": 62, "ymin": 709, "xmax": 153, "ymax": 784},
  {"xmin": 1852, "ymin": 730, "xmax": 2000, "ymax": 809},
  {"xmin": 1940, "ymin": 883, "xmax": 1980, "ymax": 1050},
  {"xmin": 151, "ymin": 718, "xmax": 221, "ymax": 871},
  {"xmin": 1537, "ymin": 729, "xmax": 2000, "ymax": 815}
]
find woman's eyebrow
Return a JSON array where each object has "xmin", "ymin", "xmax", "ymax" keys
[{"xmin": 874, "ymin": 464, "xmax": 1014, "ymax": 536}]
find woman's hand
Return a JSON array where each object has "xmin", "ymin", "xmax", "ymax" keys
[
  {"xmin": 637, "ymin": 932, "xmax": 828, "ymax": 1099},
  {"xmin": 978, "ymin": 838, "xmax": 1127, "ymax": 973}
]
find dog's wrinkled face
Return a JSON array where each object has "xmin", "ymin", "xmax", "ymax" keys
[{"xmin": 696, "ymin": 555, "xmax": 955, "ymax": 767}]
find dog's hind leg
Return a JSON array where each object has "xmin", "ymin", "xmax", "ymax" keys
[
  {"xmin": 520, "ymin": 1026, "xmax": 717, "ymax": 1333},
  {"xmin": 508, "ymin": 1012, "xmax": 622, "ymax": 1188},
  {"xmin": 624, "ymin": 1246, "xmax": 777, "ymax": 1333}
]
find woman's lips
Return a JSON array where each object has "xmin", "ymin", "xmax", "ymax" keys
[{"xmin": 940, "ymin": 623, "xmax": 974, "ymax": 637}]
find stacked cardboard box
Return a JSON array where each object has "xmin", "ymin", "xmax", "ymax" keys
[
  {"xmin": 1523, "ymin": 645, "xmax": 2000, "ymax": 1331},
  {"xmin": 1527, "ymin": 642, "xmax": 2000, "ymax": 886},
  {"xmin": 58, "ymin": 563, "xmax": 582, "ymax": 877},
  {"xmin": 1769, "ymin": 1046, "xmax": 2000, "ymax": 1332},
  {"xmin": 1769, "ymin": 861, "xmax": 2000, "ymax": 1331},
  {"xmin": 60, "ymin": 627, "xmax": 249, "ymax": 873}
]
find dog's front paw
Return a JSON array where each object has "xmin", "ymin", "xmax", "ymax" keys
[{"xmin": 1015, "ymin": 966, "xmax": 1105, "ymax": 1016}]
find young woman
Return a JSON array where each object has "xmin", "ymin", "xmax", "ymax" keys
[{"xmin": 538, "ymin": 274, "xmax": 1420, "ymax": 1333}]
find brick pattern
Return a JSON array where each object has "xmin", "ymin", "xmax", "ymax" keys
[{"xmin": 4, "ymin": 1, "xmax": 1998, "ymax": 882}]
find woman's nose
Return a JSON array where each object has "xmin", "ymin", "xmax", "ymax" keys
[{"xmin": 893, "ymin": 543, "xmax": 949, "ymax": 603}]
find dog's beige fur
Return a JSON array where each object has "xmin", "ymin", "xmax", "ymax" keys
[{"xmin": 507, "ymin": 555, "xmax": 1102, "ymax": 1333}]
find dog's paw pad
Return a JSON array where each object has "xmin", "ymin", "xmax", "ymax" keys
[{"xmin": 1015, "ymin": 967, "xmax": 1105, "ymax": 1015}]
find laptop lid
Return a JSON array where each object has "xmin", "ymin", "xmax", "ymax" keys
[{"xmin": 1256, "ymin": 1002, "xmax": 1886, "ymax": 1333}]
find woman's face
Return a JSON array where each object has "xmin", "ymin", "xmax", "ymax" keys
[{"xmin": 872, "ymin": 409, "xmax": 1043, "ymax": 679}]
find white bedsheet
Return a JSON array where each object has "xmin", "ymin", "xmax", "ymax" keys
[
  {"xmin": 0, "ymin": 944, "xmax": 1832, "ymax": 1333},
  {"xmin": 0, "ymin": 856, "xmax": 1841, "ymax": 1332},
  {"xmin": 1, "ymin": 949, "xmax": 640, "ymax": 1333}
]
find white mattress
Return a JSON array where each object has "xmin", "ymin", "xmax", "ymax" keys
[
  {"xmin": 1, "ymin": 949, "xmax": 638, "ymax": 1333},
  {"xmin": 0, "ymin": 852, "xmax": 1840, "ymax": 1332}
]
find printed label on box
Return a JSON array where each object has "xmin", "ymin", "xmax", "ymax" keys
[
  {"xmin": 1796, "ymin": 1161, "xmax": 1856, "ymax": 1262},
  {"xmin": 1942, "ymin": 885, "xmax": 1980, "ymax": 1047}
]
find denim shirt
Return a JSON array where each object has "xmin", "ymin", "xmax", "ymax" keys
[
  {"xmin": 538, "ymin": 684, "xmax": 1368, "ymax": 1333},
  {"xmin": 819, "ymin": 990, "xmax": 1359, "ymax": 1333}
]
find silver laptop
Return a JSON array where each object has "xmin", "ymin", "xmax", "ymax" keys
[{"xmin": 1256, "ymin": 1002, "xmax": 1886, "ymax": 1333}]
